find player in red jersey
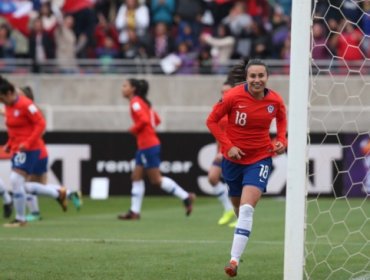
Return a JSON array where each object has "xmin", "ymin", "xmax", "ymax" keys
[
  {"xmin": 206, "ymin": 59, "xmax": 287, "ymax": 277},
  {"xmin": 118, "ymin": 78, "xmax": 195, "ymax": 220},
  {"xmin": 0, "ymin": 77, "xmax": 79, "ymax": 227}
]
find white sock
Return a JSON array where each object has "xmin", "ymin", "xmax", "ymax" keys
[
  {"xmin": 230, "ymin": 204, "xmax": 254, "ymax": 263},
  {"xmin": 130, "ymin": 180, "xmax": 145, "ymax": 214},
  {"xmin": 160, "ymin": 176, "xmax": 188, "ymax": 200},
  {"xmin": 0, "ymin": 178, "xmax": 12, "ymax": 204},
  {"xmin": 213, "ymin": 182, "xmax": 233, "ymax": 211},
  {"xmin": 10, "ymin": 171, "xmax": 26, "ymax": 222},
  {"xmin": 26, "ymin": 194, "xmax": 40, "ymax": 214},
  {"xmin": 25, "ymin": 182, "xmax": 59, "ymax": 198}
]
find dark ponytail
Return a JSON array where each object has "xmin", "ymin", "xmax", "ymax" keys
[{"xmin": 136, "ymin": 79, "xmax": 151, "ymax": 107}]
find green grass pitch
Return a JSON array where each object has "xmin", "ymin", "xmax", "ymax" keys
[{"xmin": 0, "ymin": 196, "xmax": 368, "ymax": 279}]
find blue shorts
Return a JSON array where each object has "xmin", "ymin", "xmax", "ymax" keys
[
  {"xmin": 135, "ymin": 145, "xmax": 161, "ymax": 169},
  {"xmin": 222, "ymin": 157, "xmax": 273, "ymax": 197},
  {"xmin": 11, "ymin": 150, "xmax": 48, "ymax": 175}
]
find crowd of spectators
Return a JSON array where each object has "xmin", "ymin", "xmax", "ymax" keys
[{"xmin": 0, "ymin": 0, "xmax": 368, "ymax": 74}]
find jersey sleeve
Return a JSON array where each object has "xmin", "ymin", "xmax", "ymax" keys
[
  {"xmin": 22, "ymin": 103, "xmax": 46, "ymax": 149},
  {"xmin": 206, "ymin": 95, "xmax": 234, "ymax": 153},
  {"xmin": 275, "ymin": 98, "xmax": 287, "ymax": 147},
  {"xmin": 153, "ymin": 110, "xmax": 161, "ymax": 127},
  {"xmin": 129, "ymin": 100, "xmax": 150, "ymax": 135}
]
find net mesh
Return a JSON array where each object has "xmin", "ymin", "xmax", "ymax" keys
[{"xmin": 305, "ymin": 1, "xmax": 370, "ymax": 279}]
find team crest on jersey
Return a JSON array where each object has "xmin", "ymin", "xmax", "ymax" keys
[
  {"xmin": 267, "ymin": 105, "xmax": 275, "ymax": 113},
  {"xmin": 14, "ymin": 110, "xmax": 20, "ymax": 117}
]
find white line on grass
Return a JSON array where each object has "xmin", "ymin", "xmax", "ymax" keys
[{"xmin": 0, "ymin": 237, "xmax": 283, "ymax": 245}]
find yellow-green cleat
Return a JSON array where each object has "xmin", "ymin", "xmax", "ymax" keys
[
  {"xmin": 218, "ymin": 210, "xmax": 235, "ymax": 225},
  {"xmin": 228, "ymin": 220, "xmax": 237, "ymax": 228}
]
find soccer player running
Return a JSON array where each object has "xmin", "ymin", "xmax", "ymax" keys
[
  {"xmin": 0, "ymin": 77, "xmax": 81, "ymax": 227},
  {"xmin": 206, "ymin": 59, "xmax": 287, "ymax": 277},
  {"xmin": 118, "ymin": 78, "xmax": 195, "ymax": 220}
]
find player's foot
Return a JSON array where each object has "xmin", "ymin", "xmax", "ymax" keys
[
  {"xmin": 3, "ymin": 219, "xmax": 27, "ymax": 228},
  {"xmin": 224, "ymin": 260, "xmax": 238, "ymax": 277},
  {"xmin": 69, "ymin": 191, "xmax": 83, "ymax": 211},
  {"xmin": 57, "ymin": 187, "xmax": 68, "ymax": 212},
  {"xmin": 228, "ymin": 220, "xmax": 237, "ymax": 228},
  {"xmin": 183, "ymin": 193, "xmax": 196, "ymax": 216},
  {"xmin": 26, "ymin": 213, "xmax": 42, "ymax": 222},
  {"xmin": 117, "ymin": 210, "xmax": 141, "ymax": 220},
  {"xmin": 3, "ymin": 203, "xmax": 12, "ymax": 218},
  {"xmin": 218, "ymin": 210, "xmax": 235, "ymax": 225}
]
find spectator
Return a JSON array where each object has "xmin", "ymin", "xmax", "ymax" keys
[
  {"xmin": 147, "ymin": 22, "xmax": 175, "ymax": 58},
  {"xmin": 175, "ymin": 41, "xmax": 196, "ymax": 74},
  {"xmin": 0, "ymin": 22, "xmax": 15, "ymax": 59},
  {"xmin": 197, "ymin": 45, "xmax": 213, "ymax": 74},
  {"xmin": 94, "ymin": 13, "xmax": 120, "ymax": 51},
  {"xmin": 361, "ymin": 0, "xmax": 370, "ymax": 58},
  {"xmin": 62, "ymin": 0, "xmax": 96, "ymax": 58},
  {"xmin": 115, "ymin": 0, "xmax": 150, "ymax": 45},
  {"xmin": 174, "ymin": 0, "xmax": 205, "ymax": 40},
  {"xmin": 175, "ymin": 21, "xmax": 199, "ymax": 51},
  {"xmin": 95, "ymin": 0, "xmax": 121, "ymax": 22},
  {"xmin": 39, "ymin": 1, "xmax": 57, "ymax": 35},
  {"xmin": 201, "ymin": 24, "xmax": 235, "ymax": 74},
  {"xmin": 28, "ymin": 17, "xmax": 55, "ymax": 73},
  {"xmin": 250, "ymin": 21, "xmax": 272, "ymax": 59},
  {"xmin": 150, "ymin": 0, "xmax": 176, "ymax": 26},
  {"xmin": 54, "ymin": 11, "xmax": 79, "ymax": 73},
  {"xmin": 270, "ymin": 5, "xmax": 290, "ymax": 59},
  {"xmin": 208, "ymin": 0, "xmax": 234, "ymax": 27},
  {"xmin": 311, "ymin": 22, "xmax": 331, "ymax": 60},
  {"xmin": 120, "ymin": 28, "xmax": 147, "ymax": 59}
]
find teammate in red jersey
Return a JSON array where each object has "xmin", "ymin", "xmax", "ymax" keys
[
  {"xmin": 0, "ymin": 77, "xmax": 79, "ymax": 227},
  {"xmin": 206, "ymin": 59, "xmax": 287, "ymax": 277},
  {"xmin": 118, "ymin": 78, "xmax": 195, "ymax": 220}
]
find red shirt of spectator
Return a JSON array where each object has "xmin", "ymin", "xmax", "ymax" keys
[
  {"xmin": 62, "ymin": 0, "xmax": 94, "ymax": 13},
  {"xmin": 337, "ymin": 25, "xmax": 363, "ymax": 60}
]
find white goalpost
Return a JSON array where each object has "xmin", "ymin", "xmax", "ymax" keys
[
  {"xmin": 285, "ymin": 1, "xmax": 370, "ymax": 279},
  {"xmin": 284, "ymin": 0, "xmax": 312, "ymax": 279}
]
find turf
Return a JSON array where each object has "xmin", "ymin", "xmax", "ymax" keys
[{"xmin": 0, "ymin": 196, "xmax": 368, "ymax": 279}]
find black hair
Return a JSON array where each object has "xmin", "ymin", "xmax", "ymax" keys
[
  {"xmin": 245, "ymin": 58, "xmax": 270, "ymax": 76},
  {"xmin": 226, "ymin": 58, "xmax": 249, "ymax": 86},
  {"xmin": 20, "ymin": 86, "xmax": 34, "ymax": 101},
  {"xmin": 0, "ymin": 76, "xmax": 15, "ymax": 95},
  {"xmin": 128, "ymin": 78, "xmax": 151, "ymax": 107}
]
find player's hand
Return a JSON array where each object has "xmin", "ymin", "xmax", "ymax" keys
[
  {"xmin": 2, "ymin": 144, "xmax": 10, "ymax": 153},
  {"xmin": 273, "ymin": 141, "xmax": 286, "ymax": 155},
  {"xmin": 18, "ymin": 143, "xmax": 26, "ymax": 152},
  {"xmin": 227, "ymin": 146, "xmax": 245, "ymax": 160}
]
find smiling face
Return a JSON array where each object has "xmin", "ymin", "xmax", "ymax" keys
[{"xmin": 246, "ymin": 65, "xmax": 268, "ymax": 97}]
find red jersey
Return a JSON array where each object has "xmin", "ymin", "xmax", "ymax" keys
[
  {"xmin": 129, "ymin": 96, "xmax": 161, "ymax": 149},
  {"xmin": 207, "ymin": 84, "xmax": 287, "ymax": 165},
  {"xmin": 4, "ymin": 95, "xmax": 47, "ymax": 157},
  {"xmin": 216, "ymin": 115, "xmax": 228, "ymax": 153}
]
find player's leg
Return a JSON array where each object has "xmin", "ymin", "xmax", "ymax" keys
[
  {"xmin": 208, "ymin": 159, "xmax": 234, "ymax": 225},
  {"xmin": 0, "ymin": 177, "xmax": 12, "ymax": 218},
  {"xmin": 24, "ymin": 157, "xmax": 68, "ymax": 212},
  {"xmin": 224, "ymin": 158, "xmax": 272, "ymax": 277},
  {"xmin": 4, "ymin": 169, "xmax": 27, "ymax": 227},
  {"xmin": 118, "ymin": 151, "xmax": 145, "ymax": 220},
  {"xmin": 25, "ymin": 194, "xmax": 41, "ymax": 221}
]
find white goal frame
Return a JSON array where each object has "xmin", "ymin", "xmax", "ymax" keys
[{"xmin": 284, "ymin": 0, "xmax": 312, "ymax": 279}]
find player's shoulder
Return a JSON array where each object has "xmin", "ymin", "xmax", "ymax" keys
[{"xmin": 223, "ymin": 84, "xmax": 245, "ymax": 99}]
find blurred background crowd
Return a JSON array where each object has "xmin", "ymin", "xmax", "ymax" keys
[{"xmin": 0, "ymin": 0, "xmax": 368, "ymax": 74}]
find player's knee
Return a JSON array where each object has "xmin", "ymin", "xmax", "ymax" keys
[
  {"xmin": 239, "ymin": 204, "xmax": 254, "ymax": 219},
  {"xmin": 208, "ymin": 174, "xmax": 219, "ymax": 186},
  {"xmin": 10, "ymin": 171, "xmax": 25, "ymax": 193}
]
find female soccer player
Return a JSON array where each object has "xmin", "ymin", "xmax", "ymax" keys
[
  {"xmin": 208, "ymin": 80, "xmax": 235, "ymax": 226},
  {"xmin": 206, "ymin": 59, "xmax": 287, "ymax": 277},
  {"xmin": 0, "ymin": 77, "xmax": 80, "ymax": 227},
  {"xmin": 118, "ymin": 78, "xmax": 195, "ymax": 220}
]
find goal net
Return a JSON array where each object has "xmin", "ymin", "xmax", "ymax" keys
[{"xmin": 304, "ymin": 1, "xmax": 370, "ymax": 279}]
